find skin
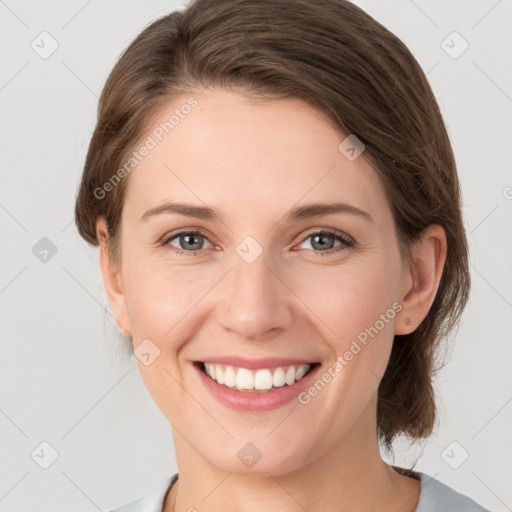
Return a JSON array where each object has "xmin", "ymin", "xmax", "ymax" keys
[{"xmin": 97, "ymin": 88, "xmax": 447, "ymax": 512}]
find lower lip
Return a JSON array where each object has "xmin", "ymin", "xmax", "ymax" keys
[{"xmin": 193, "ymin": 362, "xmax": 321, "ymax": 412}]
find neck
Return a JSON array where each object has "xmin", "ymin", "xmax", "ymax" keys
[{"xmin": 163, "ymin": 397, "xmax": 421, "ymax": 512}]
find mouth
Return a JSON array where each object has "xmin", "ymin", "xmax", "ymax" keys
[{"xmin": 194, "ymin": 361, "xmax": 321, "ymax": 393}]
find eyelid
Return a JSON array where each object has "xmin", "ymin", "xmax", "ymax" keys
[
  {"xmin": 160, "ymin": 225, "xmax": 213, "ymax": 241},
  {"xmin": 160, "ymin": 228, "xmax": 214, "ymax": 248},
  {"xmin": 160, "ymin": 226, "xmax": 356, "ymax": 254},
  {"xmin": 298, "ymin": 227, "xmax": 355, "ymax": 246}
]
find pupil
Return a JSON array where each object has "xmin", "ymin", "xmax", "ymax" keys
[
  {"xmin": 183, "ymin": 234, "xmax": 201, "ymax": 250},
  {"xmin": 313, "ymin": 234, "xmax": 334, "ymax": 250}
]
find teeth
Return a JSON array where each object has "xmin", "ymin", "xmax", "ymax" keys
[
  {"xmin": 202, "ymin": 363, "xmax": 313, "ymax": 392},
  {"xmin": 236, "ymin": 368, "xmax": 254, "ymax": 390},
  {"xmin": 224, "ymin": 366, "xmax": 236, "ymax": 388},
  {"xmin": 272, "ymin": 367, "xmax": 285, "ymax": 388},
  {"xmin": 255, "ymin": 369, "xmax": 273, "ymax": 390},
  {"xmin": 295, "ymin": 364, "xmax": 309, "ymax": 381},
  {"xmin": 216, "ymin": 365, "xmax": 225, "ymax": 385}
]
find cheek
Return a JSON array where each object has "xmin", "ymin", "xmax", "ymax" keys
[
  {"xmin": 292, "ymin": 253, "xmax": 402, "ymax": 346},
  {"xmin": 122, "ymin": 257, "xmax": 219, "ymax": 352},
  {"xmin": 290, "ymin": 263, "xmax": 401, "ymax": 425},
  {"xmin": 289, "ymin": 253, "xmax": 402, "ymax": 412}
]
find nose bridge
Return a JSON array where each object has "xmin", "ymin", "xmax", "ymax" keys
[
  {"xmin": 232, "ymin": 249, "xmax": 273, "ymax": 302},
  {"xmin": 217, "ymin": 241, "xmax": 293, "ymax": 340}
]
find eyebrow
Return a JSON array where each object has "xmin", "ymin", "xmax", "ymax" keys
[{"xmin": 141, "ymin": 201, "xmax": 373, "ymax": 223}]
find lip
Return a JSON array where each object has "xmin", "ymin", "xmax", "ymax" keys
[
  {"xmin": 193, "ymin": 360, "xmax": 321, "ymax": 412},
  {"xmin": 198, "ymin": 356, "xmax": 316, "ymax": 370}
]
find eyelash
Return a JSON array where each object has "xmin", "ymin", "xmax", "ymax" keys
[{"xmin": 160, "ymin": 228, "xmax": 355, "ymax": 257}]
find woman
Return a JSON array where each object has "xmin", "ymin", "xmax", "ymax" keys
[{"xmin": 74, "ymin": 0, "xmax": 490, "ymax": 510}]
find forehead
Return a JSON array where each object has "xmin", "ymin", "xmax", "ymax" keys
[{"xmin": 123, "ymin": 89, "xmax": 390, "ymax": 223}]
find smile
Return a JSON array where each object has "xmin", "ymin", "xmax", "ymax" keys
[{"xmin": 198, "ymin": 362, "xmax": 317, "ymax": 392}]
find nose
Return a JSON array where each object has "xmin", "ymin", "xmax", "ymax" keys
[{"xmin": 216, "ymin": 249, "xmax": 295, "ymax": 342}]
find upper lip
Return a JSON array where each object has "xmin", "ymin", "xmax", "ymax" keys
[{"xmin": 196, "ymin": 356, "xmax": 319, "ymax": 370}]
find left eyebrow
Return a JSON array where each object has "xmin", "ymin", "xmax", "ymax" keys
[
  {"xmin": 140, "ymin": 200, "xmax": 373, "ymax": 223},
  {"xmin": 286, "ymin": 201, "xmax": 373, "ymax": 223}
]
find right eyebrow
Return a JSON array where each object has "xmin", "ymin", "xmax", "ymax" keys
[{"xmin": 141, "ymin": 202, "xmax": 219, "ymax": 222}]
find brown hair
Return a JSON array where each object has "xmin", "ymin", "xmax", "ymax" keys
[{"xmin": 74, "ymin": 0, "xmax": 470, "ymax": 453}]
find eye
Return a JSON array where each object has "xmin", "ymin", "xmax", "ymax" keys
[
  {"xmin": 162, "ymin": 230, "xmax": 213, "ymax": 254},
  {"xmin": 297, "ymin": 229, "xmax": 354, "ymax": 254},
  {"xmin": 161, "ymin": 228, "xmax": 355, "ymax": 256}
]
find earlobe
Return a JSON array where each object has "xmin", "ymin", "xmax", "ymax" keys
[
  {"xmin": 96, "ymin": 217, "xmax": 132, "ymax": 337},
  {"xmin": 395, "ymin": 225, "xmax": 447, "ymax": 335}
]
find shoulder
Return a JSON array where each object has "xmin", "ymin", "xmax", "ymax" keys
[
  {"xmin": 106, "ymin": 474, "xmax": 178, "ymax": 512},
  {"xmin": 415, "ymin": 471, "xmax": 491, "ymax": 512}
]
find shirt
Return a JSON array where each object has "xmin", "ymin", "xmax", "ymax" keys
[{"xmin": 107, "ymin": 470, "xmax": 491, "ymax": 512}]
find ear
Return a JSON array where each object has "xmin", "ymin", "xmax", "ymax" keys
[
  {"xmin": 96, "ymin": 217, "xmax": 132, "ymax": 338},
  {"xmin": 395, "ymin": 224, "xmax": 447, "ymax": 335}
]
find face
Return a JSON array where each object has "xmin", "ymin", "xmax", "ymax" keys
[{"xmin": 101, "ymin": 88, "xmax": 416, "ymax": 476}]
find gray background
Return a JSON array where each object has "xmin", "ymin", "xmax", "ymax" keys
[{"xmin": 1, "ymin": 0, "xmax": 511, "ymax": 510}]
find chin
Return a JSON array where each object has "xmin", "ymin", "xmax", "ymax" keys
[{"xmin": 206, "ymin": 443, "xmax": 306, "ymax": 477}]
